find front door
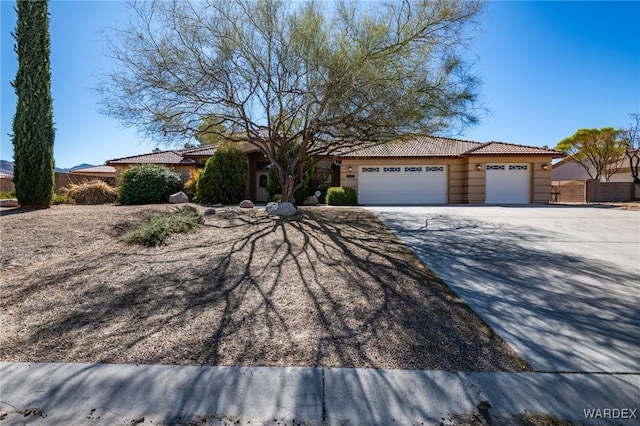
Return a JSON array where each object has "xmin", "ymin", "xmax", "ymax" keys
[{"xmin": 256, "ymin": 171, "xmax": 269, "ymax": 202}]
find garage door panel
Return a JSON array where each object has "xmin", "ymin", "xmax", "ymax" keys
[
  {"xmin": 485, "ymin": 164, "xmax": 531, "ymax": 204},
  {"xmin": 358, "ymin": 165, "xmax": 447, "ymax": 205}
]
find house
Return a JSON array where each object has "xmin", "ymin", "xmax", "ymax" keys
[
  {"xmin": 552, "ymin": 155, "xmax": 636, "ymax": 183},
  {"xmin": 551, "ymin": 155, "xmax": 640, "ymax": 202},
  {"xmin": 338, "ymin": 137, "xmax": 563, "ymax": 204},
  {"xmin": 106, "ymin": 136, "xmax": 564, "ymax": 205}
]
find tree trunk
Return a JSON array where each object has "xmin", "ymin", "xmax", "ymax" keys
[{"xmin": 281, "ymin": 174, "xmax": 296, "ymax": 203}]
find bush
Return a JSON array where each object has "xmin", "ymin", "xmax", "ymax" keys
[
  {"xmin": 122, "ymin": 205, "xmax": 202, "ymax": 246},
  {"xmin": 326, "ymin": 186, "xmax": 358, "ymax": 206},
  {"xmin": 184, "ymin": 168, "xmax": 201, "ymax": 201},
  {"xmin": 61, "ymin": 180, "xmax": 117, "ymax": 204},
  {"xmin": 0, "ymin": 190, "xmax": 16, "ymax": 200},
  {"xmin": 51, "ymin": 193, "xmax": 75, "ymax": 205},
  {"xmin": 196, "ymin": 144, "xmax": 247, "ymax": 204},
  {"xmin": 118, "ymin": 164, "xmax": 183, "ymax": 205}
]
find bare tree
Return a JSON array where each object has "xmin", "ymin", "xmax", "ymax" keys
[
  {"xmin": 621, "ymin": 114, "xmax": 640, "ymax": 185},
  {"xmin": 99, "ymin": 0, "xmax": 483, "ymax": 202}
]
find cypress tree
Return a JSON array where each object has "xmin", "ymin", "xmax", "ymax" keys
[{"xmin": 11, "ymin": 0, "xmax": 55, "ymax": 207}]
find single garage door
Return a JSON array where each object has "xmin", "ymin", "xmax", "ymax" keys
[
  {"xmin": 358, "ymin": 165, "xmax": 447, "ymax": 205},
  {"xmin": 485, "ymin": 164, "xmax": 531, "ymax": 204}
]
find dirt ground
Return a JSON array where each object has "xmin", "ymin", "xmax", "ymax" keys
[{"xmin": 0, "ymin": 204, "xmax": 530, "ymax": 372}]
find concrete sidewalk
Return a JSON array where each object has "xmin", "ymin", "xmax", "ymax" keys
[{"xmin": 1, "ymin": 362, "xmax": 638, "ymax": 425}]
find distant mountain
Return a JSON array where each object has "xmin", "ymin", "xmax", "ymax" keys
[
  {"xmin": 0, "ymin": 160, "xmax": 95, "ymax": 174},
  {"xmin": 0, "ymin": 160, "xmax": 14, "ymax": 174},
  {"xmin": 69, "ymin": 163, "xmax": 94, "ymax": 171},
  {"xmin": 56, "ymin": 163, "xmax": 95, "ymax": 173}
]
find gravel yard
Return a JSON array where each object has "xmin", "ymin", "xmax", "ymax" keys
[{"xmin": 0, "ymin": 204, "xmax": 530, "ymax": 372}]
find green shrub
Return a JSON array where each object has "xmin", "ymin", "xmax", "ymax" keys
[
  {"xmin": 118, "ymin": 164, "xmax": 183, "ymax": 205},
  {"xmin": 196, "ymin": 144, "xmax": 247, "ymax": 204},
  {"xmin": 51, "ymin": 193, "xmax": 75, "ymax": 205},
  {"xmin": 0, "ymin": 190, "xmax": 16, "ymax": 200},
  {"xmin": 326, "ymin": 186, "xmax": 358, "ymax": 206},
  {"xmin": 122, "ymin": 206, "xmax": 202, "ymax": 246},
  {"xmin": 61, "ymin": 180, "xmax": 117, "ymax": 204}
]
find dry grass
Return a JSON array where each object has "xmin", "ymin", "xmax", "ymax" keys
[
  {"xmin": 0, "ymin": 204, "xmax": 530, "ymax": 371},
  {"xmin": 59, "ymin": 179, "xmax": 117, "ymax": 204}
]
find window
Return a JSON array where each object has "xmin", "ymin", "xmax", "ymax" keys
[
  {"xmin": 362, "ymin": 167, "xmax": 380, "ymax": 173},
  {"xmin": 425, "ymin": 166, "xmax": 444, "ymax": 172},
  {"xmin": 383, "ymin": 167, "xmax": 401, "ymax": 172},
  {"xmin": 259, "ymin": 174, "xmax": 268, "ymax": 188},
  {"xmin": 404, "ymin": 166, "xmax": 423, "ymax": 172},
  {"xmin": 509, "ymin": 165, "xmax": 528, "ymax": 171},
  {"xmin": 486, "ymin": 165, "xmax": 505, "ymax": 171}
]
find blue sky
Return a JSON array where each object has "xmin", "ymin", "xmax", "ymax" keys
[{"xmin": 1, "ymin": 1, "xmax": 639, "ymax": 169}]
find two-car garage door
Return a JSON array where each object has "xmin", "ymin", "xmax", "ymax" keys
[{"xmin": 358, "ymin": 165, "xmax": 447, "ymax": 205}]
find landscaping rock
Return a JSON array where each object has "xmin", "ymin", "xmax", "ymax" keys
[
  {"xmin": 204, "ymin": 208, "xmax": 216, "ymax": 216},
  {"xmin": 169, "ymin": 191, "xmax": 189, "ymax": 204},
  {"xmin": 265, "ymin": 201, "xmax": 297, "ymax": 216},
  {"xmin": 239, "ymin": 200, "xmax": 254, "ymax": 209},
  {"xmin": 0, "ymin": 199, "xmax": 20, "ymax": 208},
  {"xmin": 212, "ymin": 203, "xmax": 223, "ymax": 208},
  {"xmin": 303, "ymin": 195, "xmax": 319, "ymax": 206}
]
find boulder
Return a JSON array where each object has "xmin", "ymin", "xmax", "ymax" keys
[
  {"xmin": 265, "ymin": 201, "xmax": 297, "ymax": 216},
  {"xmin": 0, "ymin": 199, "xmax": 20, "ymax": 208},
  {"xmin": 239, "ymin": 200, "xmax": 254, "ymax": 209},
  {"xmin": 303, "ymin": 195, "xmax": 319, "ymax": 206},
  {"xmin": 169, "ymin": 191, "xmax": 189, "ymax": 204},
  {"xmin": 204, "ymin": 208, "xmax": 216, "ymax": 216}
]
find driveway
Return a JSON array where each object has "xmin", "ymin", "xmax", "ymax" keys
[{"xmin": 368, "ymin": 206, "xmax": 640, "ymax": 373}]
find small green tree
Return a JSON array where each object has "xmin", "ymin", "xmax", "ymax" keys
[
  {"xmin": 119, "ymin": 164, "xmax": 183, "ymax": 205},
  {"xmin": 11, "ymin": 0, "xmax": 55, "ymax": 207},
  {"xmin": 196, "ymin": 144, "xmax": 248, "ymax": 204},
  {"xmin": 556, "ymin": 128, "xmax": 626, "ymax": 181}
]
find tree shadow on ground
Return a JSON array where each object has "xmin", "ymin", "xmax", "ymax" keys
[{"xmin": 1, "ymin": 207, "xmax": 529, "ymax": 372}]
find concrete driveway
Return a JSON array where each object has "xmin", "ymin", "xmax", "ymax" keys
[{"xmin": 368, "ymin": 206, "xmax": 640, "ymax": 373}]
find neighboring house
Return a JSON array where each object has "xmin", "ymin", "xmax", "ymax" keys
[
  {"xmin": 552, "ymin": 156, "xmax": 636, "ymax": 183},
  {"xmin": 106, "ymin": 136, "xmax": 564, "ymax": 205},
  {"xmin": 0, "ymin": 171, "xmax": 14, "ymax": 192},
  {"xmin": 69, "ymin": 165, "xmax": 117, "ymax": 180}
]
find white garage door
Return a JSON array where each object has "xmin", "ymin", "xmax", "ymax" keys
[
  {"xmin": 358, "ymin": 165, "xmax": 447, "ymax": 205},
  {"xmin": 485, "ymin": 164, "xmax": 531, "ymax": 204}
]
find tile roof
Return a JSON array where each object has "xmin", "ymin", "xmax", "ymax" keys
[
  {"xmin": 181, "ymin": 146, "xmax": 217, "ymax": 157},
  {"xmin": 464, "ymin": 141, "xmax": 565, "ymax": 156},
  {"xmin": 69, "ymin": 165, "xmax": 116, "ymax": 174},
  {"xmin": 107, "ymin": 150, "xmax": 197, "ymax": 165},
  {"xmin": 341, "ymin": 136, "xmax": 483, "ymax": 157},
  {"xmin": 341, "ymin": 136, "xmax": 564, "ymax": 158}
]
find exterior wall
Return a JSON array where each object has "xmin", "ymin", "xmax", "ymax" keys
[
  {"xmin": 552, "ymin": 160, "xmax": 591, "ymax": 181},
  {"xmin": 341, "ymin": 155, "xmax": 554, "ymax": 204},
  {"xmin": 0, "ymin": 177, "xmax": 15, "ymax": 192},
  {"xmin": 552, "ymin": 159, "xmax": 634, "ymax": 183},
  {"xmin": 586, "ymin": 180, "xmax": 638, "ymax": 202},
  {"xmin": 551, "ymin": 181, "xmax": 586, "ymax": 203}
]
